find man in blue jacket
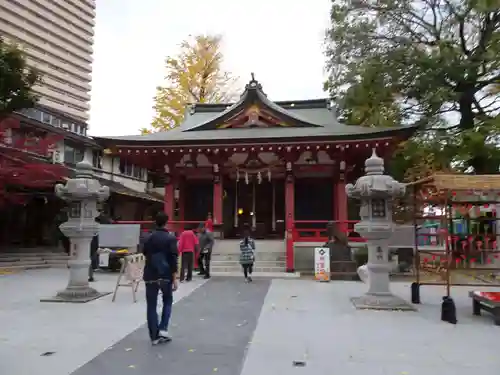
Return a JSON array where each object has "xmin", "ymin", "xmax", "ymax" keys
[{"xmin": 142, "ymin": 212, "xmax": 179, "ymax": 345}]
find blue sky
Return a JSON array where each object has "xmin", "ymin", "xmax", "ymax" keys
[{"xmin": 89, "ymin": 0, "xmax": 331, "ymax": 136}]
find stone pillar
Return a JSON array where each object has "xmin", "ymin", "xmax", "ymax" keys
[
  {"xmin": 213, "ymin": 164, "xmax": 223, "ymax": 226},
  {"xmin": 346, "ymin": 150, "xmax": 414, "ymax": 310},
  {"xmin": 41, "ymin": 161, "xmax": 110, "ymax": 303},
  {"xmin": 285, "ymin": 162, "xmax": 295, "ymax": 272}
]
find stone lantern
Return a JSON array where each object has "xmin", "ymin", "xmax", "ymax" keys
[
  {"xmin": 42, "ymin": 161, "xmax": 110, "ymax": 303},
  {"xmin": 346, "ymin": 150, "xmax": 414, "ymax": 310}
]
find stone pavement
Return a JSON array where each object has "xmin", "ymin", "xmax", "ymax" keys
[
  {"xmin": 0, "ymin": 269, "xmax": 206, "ymax": 375},
  {"xmin": 1, "ymin": 269, "xmax": 500, "ymax": 375},
  {"xmin": 241, "ymin": 281, "xmax": 500, "ymax": 375}
]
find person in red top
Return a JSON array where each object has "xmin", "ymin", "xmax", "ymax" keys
[
  {"xmin": 177, "ymin": 227, "xmax": 199, "ymax": 282},
  {"xmin": 204, "ymin": 212, "xmax": 214, "ymax": 232}
]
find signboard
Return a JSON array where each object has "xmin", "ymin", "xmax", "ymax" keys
[
  {"xmin": 99, "ymin": 224, "xmax": 141, "ymax": 248},
  {"xmin": 314, "ymin": 247, "xmax": 330, "ymax": 282},
  {"xmin": 99, "ymin": 252, "xmax": 110, "ymax": 267}
]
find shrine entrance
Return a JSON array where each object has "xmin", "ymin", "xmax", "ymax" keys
[{"xmin": 223, "ymin": 178, "xmax": 285, "ymax": 239}]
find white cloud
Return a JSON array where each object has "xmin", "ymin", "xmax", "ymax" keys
[{"xmin": 89, "ymin": 0, "xmax": 331, "ymax": 136}]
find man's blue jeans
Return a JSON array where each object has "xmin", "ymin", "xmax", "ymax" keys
[{"xmin": 145, "ymin": 280, "xmax": 173, "ymax": 341}]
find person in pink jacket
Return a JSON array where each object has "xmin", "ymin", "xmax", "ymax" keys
[{"xmin": 177, "ymin": 228, "xmax": 199, "ymax": 282}]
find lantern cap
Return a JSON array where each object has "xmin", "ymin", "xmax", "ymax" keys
[
  {"xmin": 75, "ymin": 160, "xmax": 94, "ymax": 178},
  {"xmin": 365, "ymin": 148, "xmax": 384, "ymax": 175}
]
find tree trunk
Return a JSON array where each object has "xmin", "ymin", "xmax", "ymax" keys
[
  {"xmin": 468, "ymin": 156, "xmax": 497, "ymax": 174},
  {"xmin": 458, "ymin": 90, "xmax": 475, "ymax": 130}
]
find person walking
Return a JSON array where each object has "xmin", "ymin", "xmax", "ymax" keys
[
  {"xmin": 142, "ymin": 212, "xmax": 179, "ymax": 345},
  {"xmin": 197, "ymin": 223, "xmax": 214, "ymax": 279},
  {"xmin": 204, "ymin": 212, "xmax": 214, "ymax": 232},
  {"xmin": 178, "ymin": 227, "xmax": 199, "ymax": 282},
  {"xmin": 240, "ymin": 224, "xmax": 256, "ymax": 282}
]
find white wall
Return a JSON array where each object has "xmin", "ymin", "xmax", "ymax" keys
[
  {"xmin": 92, "ymin": 152, "xmax": 148, "ymax": 193},
  {"xmin": 50, "ymin": 140, "xmax": 65, "ymax": 164}
]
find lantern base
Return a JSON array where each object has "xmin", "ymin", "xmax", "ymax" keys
[
  {"xmin": 351, "ymin": 294, "xmax": 416, "ymax": 311},
  {"xmin": 41, "ymin": 287, "xmax": 111, "ymax": 303}
]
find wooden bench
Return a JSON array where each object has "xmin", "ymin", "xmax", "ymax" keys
[{"xmin": 469, "ymin": 291, "xmax": 500, "ymax": 326}]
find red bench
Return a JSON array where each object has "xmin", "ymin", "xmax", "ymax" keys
[{"xmin": 469, "ymin": 291, "xmax": 500, "ymax": 326}]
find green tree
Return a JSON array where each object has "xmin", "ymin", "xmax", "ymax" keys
[
  {"xmin": 324, "ymin": 0, "xmax": 500, "ymax": 177},
  {"xmin": 0, "ymin": 36, "xmax": 40, "ymax": 119},
  {"xmin": 143, "ymin": 34, "xmax": 238, "ymax": 133}
]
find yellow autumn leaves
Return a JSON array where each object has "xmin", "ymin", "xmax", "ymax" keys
[{"xmin": 142, "ymin": 35, "xmax": 238, "ymax": 134}]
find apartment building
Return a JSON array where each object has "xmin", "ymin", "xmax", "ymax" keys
[{"xmin": 0, "ymin": 0, "xmax": 96, "ymax": 121}]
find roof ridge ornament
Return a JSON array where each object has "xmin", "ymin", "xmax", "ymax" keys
[{"xmin": 245, "ymin": 72, "xmax": 263, "ymax": 92}]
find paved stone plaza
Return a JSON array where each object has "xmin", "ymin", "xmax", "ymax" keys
[{"xmin": 1, "ymin": 269, "xmax": 499, "ymax": 375}]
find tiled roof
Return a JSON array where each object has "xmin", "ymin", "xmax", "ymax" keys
[
  {"xmin": 96, "ymin": 77, "xmax": 417, "ymax": 144},
  {"xmin": 409, "ymin": 173, "xmax": 500, "ymax": 191},
  {"xmin": 98, "ymin": 121, "xmax": 414, "ymax": 143}
]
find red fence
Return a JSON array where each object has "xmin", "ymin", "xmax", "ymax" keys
[
  {"xmin": 292, "ymin": 220, "xmax": 366, "ymax": 243},
  {"xmin": 115, "ymin": 220, "xmax": 367, "ymax": 242},
  {"xmin": 114, "ymin": 220, "xmax": 200, "ymax": 235}
]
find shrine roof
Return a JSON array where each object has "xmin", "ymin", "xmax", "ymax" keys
[
  {"xmin": 408, "ymin": 173, "xmax": 500, "ymax": 191},
  {"xmin": 97, "ymin": 75, "xmax": 418, "ymax": 145}
]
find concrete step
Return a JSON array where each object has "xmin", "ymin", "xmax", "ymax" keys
[
  {"xmin": 209, "ymin": 271, "xmax": 300, "ymax": 278},
  {"xmin": 0, "ymin": 256, "xmax": 45, "ymax": 262},
  {"xmin": 0, "ymin": 264, "xmax": 51, "ymax": 271},
  {"xmin": 0, "ymin": 257, "xmax": 26, "ymax": 262},
  {"xmin": 46, "ymin": 263, "xmax": 69, "ymax": 268},
  {"xmin": 210, "ymin": 265, "xmax": 285, "ymax": 273},
  {"xmin": 0, "ymin": 252, "xmax": 66, "ymax": 258},
  {"xmin": 214, "ymin": 240, "xmax": 285, "ymax": 254},
  {"xmin": 211, "ymin": 260, "xmax": 286, "ymax": 267},
  {"xmin": 41, "ymin": 254, "xmax": 71, "ymax": 260},
  {"xmin": 0, "ymin": 259, "xmax": 47, "ymax": 266},
  {"xmin": 45, "ymin": 259, "xmax": 69, "ymax": 265},
  {"xmin": 211, "ymin": 253, "xmax": 286, "ymax": 261}
]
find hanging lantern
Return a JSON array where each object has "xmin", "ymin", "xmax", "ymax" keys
[
  {"xmin": 236, "ymin": 170, "xmax": 240, "ymax": 182},
  {"xmin": 257, "ymin": 171, "xmax": 262, "ymax": 184},
  {"xmin": 245, "ymin": 172, "xmax": 249, "ymax": 185}
]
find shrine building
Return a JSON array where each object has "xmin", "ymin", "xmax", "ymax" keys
[{"xmin": 97, "ymin": 76, "xmax": 418, "ymax": 271}]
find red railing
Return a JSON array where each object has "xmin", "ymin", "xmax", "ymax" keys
[
  {"xmin": 292, "ymin": 220, "xmax": 367, "ymax": 243},
  {"xmin": 114, "ymin": 220, "xmax": 201, "ymax": 235},
  {"xmin": 115, "ymin": 220, "xmax": 366, "ymax": 242}
]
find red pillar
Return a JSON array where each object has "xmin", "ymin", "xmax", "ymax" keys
[
  {"xmin": 213, "ymin": 174, "xmax": 223, "ymax": 226},
  {"xmin": 335, "ymin": 178, "xmax": 348, "ymax": 233},
  {"xmin": 285, "ymin": 174, "xmax": 295, "ymax": 272},
  {"xmin": 179, "ymin": 184, "xmax": 186, "ymax": 221},
  {"xmin": 164, "ymin": 180, "xmax": 175, "ymax": 227},
  {"xmin": 178, "ymin": 181, "xmax": 185, "ymax": 228}
]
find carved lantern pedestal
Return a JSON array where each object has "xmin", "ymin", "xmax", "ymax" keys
[
  {"xmin": 346, "ymin": 150, "xmax": 415, "ymax": 311},
  {"xmin": 41, "ymin": 161, "xmax": 111, "ymax": 303}
]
